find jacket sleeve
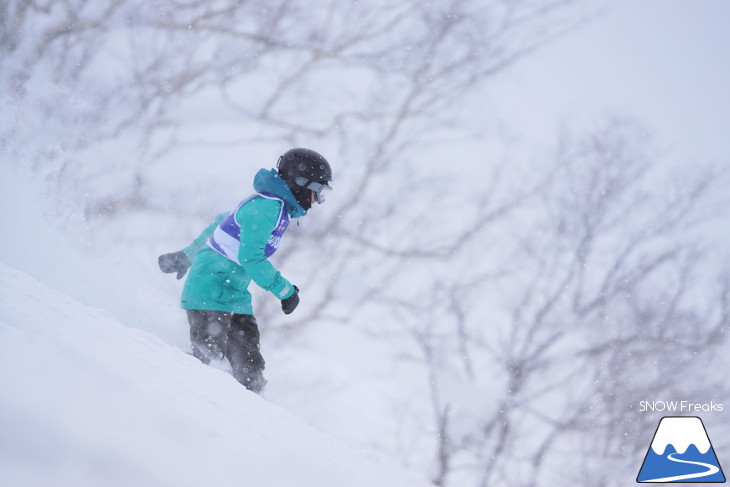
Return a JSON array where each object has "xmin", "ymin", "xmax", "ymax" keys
[
  {"xmin": 235, "ymin": 197, "xmax": 295, "ymax": 300},
  {"xmin": 181, "ymin": 212, "xmax": 227, "ymax": 258}
]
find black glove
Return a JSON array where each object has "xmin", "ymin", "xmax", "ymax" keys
[
  {"xmin": 158, "ymin": 251, "xmax": 191, "ymax": 280},
  {"xmin": 281, "ymin": 286, "xmax": 300, "ymax": 315}
]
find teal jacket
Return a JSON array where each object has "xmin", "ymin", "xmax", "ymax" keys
[{"xmin": 180, "ymin": 169, "xmax": 306, "ymax": 314}]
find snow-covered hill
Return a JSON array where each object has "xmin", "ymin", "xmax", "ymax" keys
[{"xmin": 0, "ymin": 261, "xmax": 430, "ymax": 487}]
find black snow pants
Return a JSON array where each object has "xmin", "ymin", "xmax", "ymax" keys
[{"xmin": 186, "ymin": 310, "xmax": 266, "ymax": 393}]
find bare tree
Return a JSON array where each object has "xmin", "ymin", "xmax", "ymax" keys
[
  {"xmin": 392, "ymin": 120, "xmax": 729, "ymax": 486},
  {"xmin": 2, "ymin": 0, "xmax": 587, "ymax": 228}
]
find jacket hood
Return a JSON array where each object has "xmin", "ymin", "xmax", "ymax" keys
[{"xmin": 253, "ymin": 168, "xmax": 307, "ymax": 218}]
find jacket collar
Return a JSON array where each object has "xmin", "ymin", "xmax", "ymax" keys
[{"xmin": 253, "ymin": 168, "xmax": 307, "ymax": 218}]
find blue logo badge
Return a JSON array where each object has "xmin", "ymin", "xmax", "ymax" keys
[{"xmin": 637, "ymin": 416, "xmax": 725, "ymax": 483}]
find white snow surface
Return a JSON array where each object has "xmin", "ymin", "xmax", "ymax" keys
[
  {"xmin": 0, "ymin": 261, "xmax": 431, "ymax": 487},
  {"xmin": 650, "ymin": 417, "xmax": 712, "ymax": 455}
]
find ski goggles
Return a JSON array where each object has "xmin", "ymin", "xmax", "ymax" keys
[{"xmin": 295, "ymin": 177, "xmax": 332, "ymax": 204}]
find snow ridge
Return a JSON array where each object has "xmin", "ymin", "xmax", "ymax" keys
[{"xmin": 0, "ymin": 261, "xmax": 429, "ymax": 487}]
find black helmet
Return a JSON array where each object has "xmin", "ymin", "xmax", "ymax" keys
[{"xmin": 277, "ymin": 148, "xmax": 333, "ymax": 209}]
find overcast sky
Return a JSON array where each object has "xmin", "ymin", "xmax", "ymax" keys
[{"xmin": 486, "ymin": 0, "xmax": 730, "ymax": 167}]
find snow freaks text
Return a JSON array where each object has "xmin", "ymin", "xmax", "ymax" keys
[{"xmin": 639, "ymin": 401, "xmax": 724, "ymax": 413}]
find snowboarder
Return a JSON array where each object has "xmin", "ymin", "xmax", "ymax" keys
[{"xmin": 158, "ymin": 148, "xmax": 333, "ymax": 393}]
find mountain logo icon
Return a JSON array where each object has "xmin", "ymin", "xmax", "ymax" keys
[{"xmin": 637, "ymin": 416, "xmax": 726, "ymax": 483}]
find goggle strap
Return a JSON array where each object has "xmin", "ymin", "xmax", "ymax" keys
[{"xmin": 294, "ymin": 176, "xmax": 310, "ymax": 187}]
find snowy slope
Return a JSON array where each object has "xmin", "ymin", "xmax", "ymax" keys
[{"xmin": 0, "ymin": 261, "xmax": 430, "ymax": 487}]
